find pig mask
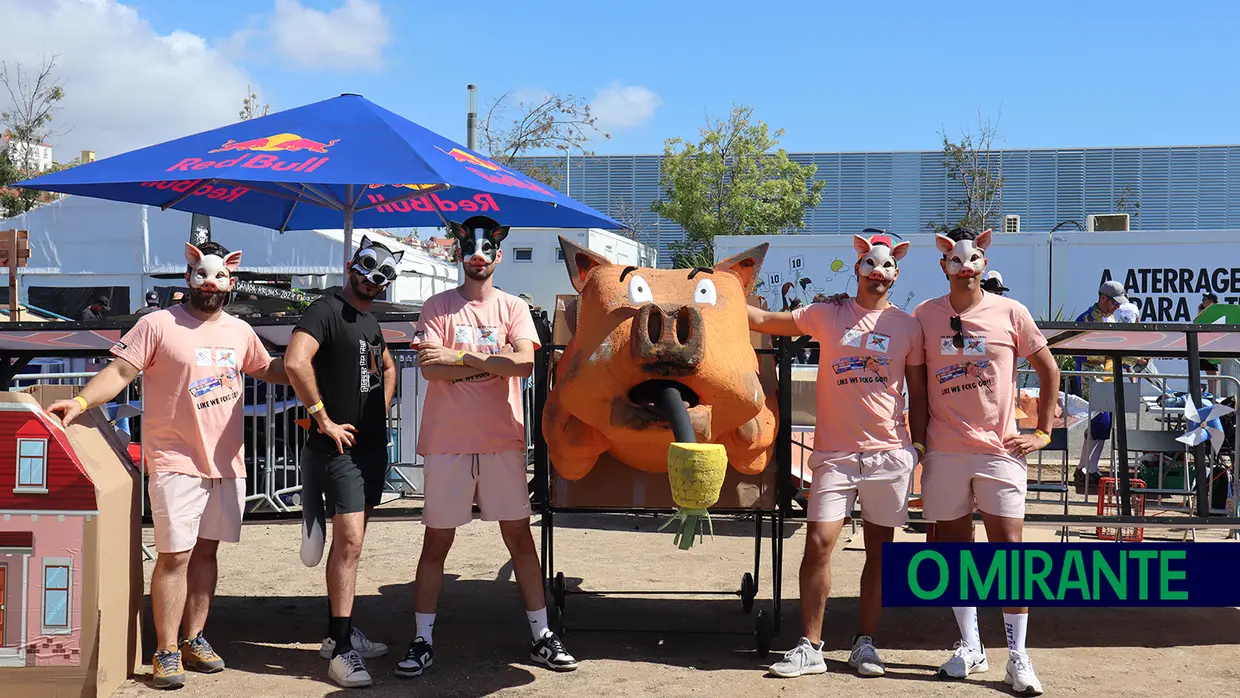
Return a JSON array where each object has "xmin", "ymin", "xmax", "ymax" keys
[
  {"xmin": 184, "ymin": 242, "xmax": 241, "ymax": 294},
  {"xmin": 449, "ymin": 216, "xmax": 510, "ymax": 279},
  {"xmin": 936, "ymin": 229, "xmax": 992, "ymax": 279},
  {"xmin": 854, "ymin": 234, "xmax": 909, "ymax": 282}
]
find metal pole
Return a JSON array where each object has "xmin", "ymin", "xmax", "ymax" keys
[
  {"xmin": 1186, "ymin": 331, "xmax": 1209, "ymax": 517},
  {"xmin": 1112, "ymin": 357, "xmax": 1132, "ymax": 516},
  {"xmin": 343, "ymin": 184, "xmax": 354, "ymax": 276},
  {"xmin": 467, "ymin": 84, "xmax": 478, "ymax": 151}
]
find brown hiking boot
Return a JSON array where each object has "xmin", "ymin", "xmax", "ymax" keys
[
  {"xmin": 180, "ymin": 632, "xmax": 226, "ymax": 673},
  {"xmin": 152, "ymin": 649, "xmax": 187, "ymax": 689}
]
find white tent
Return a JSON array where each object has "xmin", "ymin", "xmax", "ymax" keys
[{"xmin": 2, "ymin": 196, "xmax": 458, "ymax": 313}]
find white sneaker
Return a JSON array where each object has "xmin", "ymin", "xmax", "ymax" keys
[
  {"xmin": 320, "ymin": 628, "xmax": 389, "ymax": 659},
  {"xmin": 768, "ymin": 637, "xmax": 827, "ymax": 678},
  {"xmin": 1005, "ymin": 651, "xmax": 1044, "ymax": 695},
  {"xmin": 328, "ymin": 649, "xmax": 372, "ymax": 688},
  {"xmin": 937, "ymin": 640, "xmax": 989, "ymax": 679},
  {"xmin": 848, "ymin": 635, "xmax": 885, "ymax": 677}
]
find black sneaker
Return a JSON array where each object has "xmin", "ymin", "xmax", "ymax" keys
[
  {"xmin": 530, "ymin": 631, "xmax": 578, "ymax": 672},
  {"xmin": 394, "ymin": 637, "xmax": 433, "ymax": 678}
]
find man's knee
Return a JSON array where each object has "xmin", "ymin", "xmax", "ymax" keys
[
  {"xmin": 419, "ymin": 527, "xmax": 455, "ymax": 562},
  {"xmin": 498, "ymin": 520, "xmax": 536, "ymax": 556},
  {"xmin": 192, "ymin": 538, "xmax": 220, "ymax": 559},
  {"xmin": 804, "ymin": 522, "xmax": 842, "ymax": 560},
  {"xmin": 155, "ymin": 549, "xmax": 193, "ymax": 573},
  {"xmin": 330, "ymin": 515, "xmax": 366, "ymax": 562}
]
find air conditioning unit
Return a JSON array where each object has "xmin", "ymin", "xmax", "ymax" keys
[
  {"xmin": 1086, "ymin": 214, "xmax": 1130, "ymax": 232},
  {"xmin": 1003, "ymin": 215, "xmax": 1020, "ymax": 233}
]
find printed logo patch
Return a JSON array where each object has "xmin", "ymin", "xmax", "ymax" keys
[
  {"xmin": 832, "ymin": 355, "xmax": 891, "ymax": 383},
  {"xmin": 113, "ymin": 340, "xmax": 127, "ymax": 351},
  {"xmin": 188, "ymin": 375, "xmax": 223, "ymax": 397},
  {"xmin": 935, "ymin": 360, "xmax": 992, "ymax": 384},
  {"xmin": 476, "ymin": 326, "xmax": 499, "ymax": 345},
  {"xmin": 865, "ymin": 332, "xmax": 891, "ymax": 354},
  {"xmin": 215, "ymin": 348, "xmax": 237, "ymax": 367},
  {"xmin": 454, "ymin": 325, "xmax": 474, "ymax": 344},
  {"xmin": 195, "ymin": 348, "xmax": 213, "ymax": 366},
  {"xmin": 940, "ymin": 337, "xmax": 958, "ymax": 355},
  {"xmin": 963, "ymin": 337, "xmax": 987, "ymax": 356},
  {"xmin": 841, "ymin": 327, "xmax": 864, "ymax": 348}
]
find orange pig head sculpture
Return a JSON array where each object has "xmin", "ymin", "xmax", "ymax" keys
[{"xmin": 543, "ymin": 237, "xmax": 778, "ymax": 480}]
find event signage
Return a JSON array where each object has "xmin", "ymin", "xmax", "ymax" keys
[
  {"xmin": 882, "ymin": 543, "xmax": 1240, "ymax": 607},
  {"xmin": 232, "ymin": 280, "xmax": 319, "ymax": 303}
]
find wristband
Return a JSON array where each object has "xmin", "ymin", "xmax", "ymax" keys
[
  {"xmin": 912, "ymin": 442, "xmax": 925, "ymax": 455},
  {"xmin": 1034, "ymin": 429, "xmax": 1051, "ymax": 445},
  {"xmin": 74, "ymin": 395, "xmax": 89, "ymax": 411},
  {"xmin": 455, "ymin": 350, "xmax": 465, "ymax": 366},
  {"xmin": 307, "ymin": 400, "xmax": 324, "ymax": 414}
]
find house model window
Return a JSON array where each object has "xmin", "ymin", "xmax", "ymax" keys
[
  {"xmin": 42, "ymin": 558, "xmax": 72, "ymax": 633},
  {"xmin": 16, "ymin": 437, "xmax": 49, "ymax": 493}
]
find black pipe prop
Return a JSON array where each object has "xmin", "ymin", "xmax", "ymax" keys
[{"xmin": 658, "ymin": 385, "xmax": 696, "ymax": 443}]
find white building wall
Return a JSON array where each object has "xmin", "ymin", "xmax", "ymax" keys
[{"xmin": 495, "ymin": 227, "xmax": 657, "ymax": 309}]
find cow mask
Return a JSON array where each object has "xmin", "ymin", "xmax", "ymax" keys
[
  {"xmin": 449, "ymin": 215, "xmax": 510, "ymax": 268},
  {"xmin": 350, "ymin": 235, "xmax": 404, "ymax": 287},
  {"xmin": 936, "ymin": 229, "xmax": 992, "ymax": 278},
  {"xmin": 854, "ymin": 234, "xmax": 909, "ymax": 282}
]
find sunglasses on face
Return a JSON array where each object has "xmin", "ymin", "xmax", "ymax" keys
[{"xmin": 951, "ymin": 315, "xmax": 964, "ymax": 348}]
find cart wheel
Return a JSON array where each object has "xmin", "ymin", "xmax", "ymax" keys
[
  {"xmin": 552, "ymin": 571, "xmax": 566, "ymax": 609},
  {"xmin": 755, "ymin": 610, "xmax": 774, "ymax": 658},
  {"xmin": 740, "ymin": 572, "xmax": 756, "ymax": 614}
]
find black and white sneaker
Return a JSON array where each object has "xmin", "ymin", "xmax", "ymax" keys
[
  {"xmin": 394, "ymin": 637, "xmax": 433, "ymax": 678},
  {"xmin": 530, "ymin": 631, "xmax": 578, "ymax": 672}
]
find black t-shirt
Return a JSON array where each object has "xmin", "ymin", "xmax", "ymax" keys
[{"xmin": 294, "ymin": 293, "xmax": 388, "ymax": 455}]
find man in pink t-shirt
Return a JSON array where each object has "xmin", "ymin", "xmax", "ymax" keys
[
  {"xmin": 397, "ymin": 216, "xmax": 576, "ymax": 680},
  {"xmin": 749, "ymin": 233, "xmax": 928, "ymax": 680},
  {"xmin": 911, "ymin": 227, "xmax": 1059, "ymax": 695},
  {"xmin": 47, "ymin": 242, "xmax": 288, "ymax": 689}
]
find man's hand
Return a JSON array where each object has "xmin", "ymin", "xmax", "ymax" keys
[
  {"xmin": 824, "ymin": 293, "xmax": 850, "ymax": 306},
  {"xmin": 319, "ymin": 419, "xmax": 357, "ymax": 454},
  {"xmin": 47, "ymin": 399, "xmax": 85, "ymax": 427},
  {"xmin": 416, "ymin": 342, "xmax": 460, "ymax": 367},
  {"xmin": 1004, "ymin": 431, "xmax": 1050, "ymax": 459}
]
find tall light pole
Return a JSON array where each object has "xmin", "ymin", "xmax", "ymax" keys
[{"xmin": 466, "ymin": 84, "xmax": 477, "ymax": 151}]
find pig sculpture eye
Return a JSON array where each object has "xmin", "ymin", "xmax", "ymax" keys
[
  {"xmin": 693, "ymin": 278, "xmax": 717, "ymax": 306},
  {"xmin": 628, "ymin": 274, "xmax": 654, "ymax": 304}
]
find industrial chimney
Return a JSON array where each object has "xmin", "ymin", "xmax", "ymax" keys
[{"xmin": 467, "ymin": 84, "xmax": 477, "ymax": 151}]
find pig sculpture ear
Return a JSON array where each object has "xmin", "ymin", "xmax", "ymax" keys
[
  {"xmin": 558, "ymin": 236, "xmax": 611, "ymax": 294},
  {"xmin": 713, "ymin": 242, "xmax": 769, "ymax": 296}
]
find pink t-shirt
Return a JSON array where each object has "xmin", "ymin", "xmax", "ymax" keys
[
  {"xmin": 111, "ymin": 305, "xmax": 272, "ymax": 478},
  {"xmin": 415, "ymin": 289, "xmax": 541, "ymax": 455},
  {"xmin": 792, "ymin": 300, "xmax": 925, "ymax": 452},
  {"xmin": 913, "ymin": 293, "xmax": 1048, "ymax": 455}
]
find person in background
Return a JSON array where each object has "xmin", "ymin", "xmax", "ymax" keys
[
  {"xmin": 981, "ymin": 270, "xmax": 1009, "ymax": 297},
  {"xmin": 136, "ymin": 290, "xmax": 162, "ymax": 316},
  {"xmin": 171, "ymin": 291, "xmax": 186, "ymax": 305},
  {"xmin": 1197, "ymin": 293, "xmax": 1220, "ymax": 379},
  {"xmin": 79, "ymin": 295, "xmax": 111, "ymax": 321}
]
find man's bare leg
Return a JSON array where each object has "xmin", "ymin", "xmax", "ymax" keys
[
  {"xmin": 151, "ymin": 550, "xmax": 193, "ymax": 652},
  {"xmin": 799, "ymin": 519, "xmax": 847, "ymax": 645},
  {"xmin": 325, "ymin": 511, "xmax": 366, "ymax": 657},
  {"xmin": 180, "ymin": 539, "xmax": 219, "ymax": 640},
  {"xmin": 858, "ymin": 521, "xmax": 893, "ymax": 637}
]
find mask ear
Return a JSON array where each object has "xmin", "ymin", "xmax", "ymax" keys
[
  {"xmin": 391, "ymin": 249, "xmax": 404, "ymax": 264},
  {"xmin": 891, "ymin": 240, "xmax": 911, "ymax": 261},
  {"xmin": 184, "ymin": 242, "xmax": 203, "ymax": 266},
  {"xmin": 447, "ymin": 221, "xmax": 470, "ymax": 242},
  {"xmin": 853, "ymin": 234, "xmax": 872, "ymax": 257},
  {"xmin": 714, "ymin": 242, "xmax": 769, "ymax": 295},
  {"xmin": 359, "ymin": 234, "xmax": 372, "ymax": 249},
  {"xmin": 490, "ymin": 226, "xmax": 510, "ymax": 246},
  {"xmin": 935, "ymin": 234, "xmax": 956, "ymax": 256},
  {"xmin": 975, "ymin": 229, "xmax": 993, "ymax": 251},
  {"xmin": 223, "ymin": 250, "xmax": 243, "ymax": 272},
  {"xmin": 559, "ymin": 235, "xmax": 611, "ymax": 293}
]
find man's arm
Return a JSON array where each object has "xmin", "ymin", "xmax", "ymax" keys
[
  {"xmin": 420, "ymin": 363, "xmax": 487, "ymax": 381},
  {"xmin": 45, "ymin": 357, "xmax": 141, "ymax": 425},
  {"xmin": 284, "ymin": 329, "xmax": 326, "ymax": 415},
  {"xmin": 905, "ymin": 363, "xmax": 929, "ymax": 450},
  {"xmin": 1028, "ymin": 346, "xmax": 1060, "ymax": 434},
  {"xmin": 462, "ymin": 339, "xmax": 535, "ymax": 378},
  {"xmin": 249, "ymin": 357, "xmax": 290, "ymax": 385},
  {"xmin": 747, "ymin": 305, "xmax": 803, "ymax": 337},
  {"xmin": 382, "ymin": 347, "xmax": 397, "ymax": 413}
]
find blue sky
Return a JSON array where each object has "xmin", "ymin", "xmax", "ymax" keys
[{"xmin": 8, "ymin": 0, "xmax": 1240, "ymax": 159}]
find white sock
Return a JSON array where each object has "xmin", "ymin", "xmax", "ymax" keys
[
  {"xmin": 953, "ymin": 607, "xmax": 981, "ymax": 650},
  {"xmin": 527, "ymin": 607, "xmax": 550, "ymax": 640},
  {"xmin": 1004, "ymin": 612, "xmax": 1028, "ymax": 654},
  {"xmin": 415, "ymin": 612, "xmax": 435, "ymax": 645}
]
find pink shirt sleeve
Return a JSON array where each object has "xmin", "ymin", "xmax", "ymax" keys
[
  {"xmin": 110, "ymin": 315, "xmax": 159, "ymax": 371},
  {"xmin": 1013, "ymin": 303, "xmax": 1048, "ymax": 358},
  {"xmin": 507, "ymin": 296, "xmax": 542, "ymax": 350},
  {"xmin": 791, "ymin": 304, "xmax": 826, "ymax": 337},
  {"xmin": 418, "ymin": 296, "xmax": 447, "ymax": 345},
  {"xmin": 242, "ymin": 325, "xmax": 273, "ymax": 375},
  {"xmin": 906, "ymin": 318, "xmax": 926, "ymax": 366}
]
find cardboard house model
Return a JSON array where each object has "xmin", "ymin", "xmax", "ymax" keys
[{"xmin": 0, "ymin": 389, "xmax": 143, "ymax": 698}]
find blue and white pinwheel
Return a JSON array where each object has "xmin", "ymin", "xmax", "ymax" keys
[{"xmin": 1175, "ymin": 397, "xmax": 1235, "ymax": 455}]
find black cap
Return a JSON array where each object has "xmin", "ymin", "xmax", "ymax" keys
[
  {"xmin": 96, "ymin": 295, "xmax": 111, "ymax": 310},
  {"xmin": 145, "ymin": 291, "xmax": 159, "ymax": 304}
]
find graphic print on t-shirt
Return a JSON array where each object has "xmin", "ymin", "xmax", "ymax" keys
[
  {"xmin": 934, "ymin": 359, "xmax": 994, "ymax": 395},
  {"xmin": 832, "ymin": 355, "xmax": 892, "ymax": 384},
  {"xmin": 865, "ymin": 332, "xmax": 891, "ymax": 354},
  {"xmin": 841, "ymin": 327, "xmax": 865, "ymax": 348},
  {"xmin": 359, "ymin": 338, "xmax": 384, "ymax": 394},
  {"xmin": 188, "ymin": 346, "xmax": 246, "ymax": 409}
]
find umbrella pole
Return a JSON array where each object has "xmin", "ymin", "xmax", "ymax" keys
[{"xmin": 343, "ymin": 184, "xmax": 354, "ymax": 277}]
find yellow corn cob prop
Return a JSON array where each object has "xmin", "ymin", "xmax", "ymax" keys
[{"xmin": 659, "ymin": 442, "xmax": 729, "ymax": 550}]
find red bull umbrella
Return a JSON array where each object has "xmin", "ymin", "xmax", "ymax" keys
[{"xmin": 15, "ymin": 93, "xmax": 624, "ymax": 269}]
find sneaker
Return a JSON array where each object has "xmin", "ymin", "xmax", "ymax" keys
[
  {"xmin": 320, "ymin": 627, "xmax": 389, "ymax": 659},
  {"xmin": 768, "ymin": 637, "xmax": 827, "ymax": 678},
  {"xmin": 1005, "ymin": 651, "xmax": 1044, "ymax": 695},
  {"xmin": 937, "ymin": 640, "xmax": 989, "ymax": 679},
  {"xmin": 180, "ymin": 632, "xmax": 225, "ymax": 673},
  {"xmin": 530, "ymin": 631, "xmax": 579, "ymax": 672},
  {"xmin": 848, "ymin": 635, "xmax": 885, "ymax": 677},
  {"xmin": 151, "ymin": 649, "xmax": 187, "ymax": 690},
  {"xmin": 394, "ymin": 637, "xmax": 434, "ymax": 678},
  {"xmin": 328, "ymin": 649, "xmax": 373, "ymax": 688}
]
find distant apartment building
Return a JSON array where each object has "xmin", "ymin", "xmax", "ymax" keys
[{"xmin": 1, "ymin": 134, "xmax": 54, "ymax": 172}]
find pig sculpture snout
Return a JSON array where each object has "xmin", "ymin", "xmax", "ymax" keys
[{"xmin": 631, "ymin": 303, "xmax": 704, "ymax": 376}]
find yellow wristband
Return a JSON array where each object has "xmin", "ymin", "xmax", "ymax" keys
[
  {"xmin": 73, "ymin": 395, "xmax": 88, "ymax": 411},
  {"xmin": 455, "ymin": 350, "xmax": 465, "ymax": 366},
  {"xmin": 307, "ymin": 400, "xmax": 324, "ymax": 414},
  {"xmin": 913, "ymin": 442, "xmax": 925, "ymax": 455},
  {"xmin": 1034, "ymin": 429, "xmax": 1051, "ymax": 444}
]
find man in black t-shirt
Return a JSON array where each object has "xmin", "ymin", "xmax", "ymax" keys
[{"xmin": 285, "ymin": 236, "xmax": 402, "ymax": 689}]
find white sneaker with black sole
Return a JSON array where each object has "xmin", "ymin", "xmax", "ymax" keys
[
  {"xmin": 394, "ymin": 637, "xmax": 434, "ymax": 678},
  {"xmin": 328, "ymin": 649, "xmax": 372, "ymax": 688},
  {"xmin": 320, "ymin": 628, "xmax": 388, "ymax": 659},
  {"xmin": 937, "ymin": 640, "xmax": 989, "ymax": 679},
  {"xmin": 1005, "ymin": 651, "xmax": 1044, "ymax": 695},
  {"xmin": 530, "ymin": 631, "xmax": 578, "ymax": 671}
]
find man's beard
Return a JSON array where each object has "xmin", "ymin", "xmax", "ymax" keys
[
  {"xmin": 463, "ymin": 262, "xmax": 494, "ymax": 281},
  {"xmin": 349, "ymin": 272, "xmax": 384, "ymax": 300},
  {"xmin": 189, "ymin": 288, "xmax": 227, "ymax": 313}
]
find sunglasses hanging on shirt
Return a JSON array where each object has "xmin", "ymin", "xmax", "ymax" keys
[{"xmin": 951, "ymin": 315, "xmax": 964, "ymax": 349}]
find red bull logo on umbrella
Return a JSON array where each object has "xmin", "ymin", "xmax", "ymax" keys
[
  {"xmin": 165, "ymin": 133, "xmax": 339, "ymax": 174},
  {"xmin": 434, "ymin": 146, "xmax": 558, "ymax": 199}
]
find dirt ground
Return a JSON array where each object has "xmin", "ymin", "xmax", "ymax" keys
[{"xmin": 112, "ymin": 503, "xmax": 1240, "ymax": 698}]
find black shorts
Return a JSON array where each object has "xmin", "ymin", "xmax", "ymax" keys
[{"xmin": 302, "ymin": 446, "xmax": 388, "ymax": 516}]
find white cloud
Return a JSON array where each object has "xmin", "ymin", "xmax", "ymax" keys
[
  {"xmin": 0, "ymin": 0, "xmax": 255, "ymax": 159},
  {"xmin": 590, "ymin": 83, "xmax": 662, "ymax": 130},
  {"xmin": 247, "ymin": 0, "xmax": 391, "ymax": 72}
]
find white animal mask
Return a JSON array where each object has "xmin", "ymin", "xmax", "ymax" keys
[
  {"xmin": 854, "ymin": 234, "xmax": 909, "ymax": 282},
  {"xmin": 184, "ymin": 243, "xmax": 242, "ymax": 293},
  {"xmin": 351, "ymin": 235, "xmax": 404, "ymax": 287},
  {"xmin": 935, "ymin": 229, "xmax": 992, "ymax": 278}
]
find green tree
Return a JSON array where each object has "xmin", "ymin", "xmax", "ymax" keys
[
  {"xmin": 479, "ymin": 91, "xmax": 610, "ymax": 190},
  {"xmin": 651, "ymin": 105, "xmax": 824, "ymax": 268},
  {"xmin": 1, "ymin": 54, "xmax": 73, "ymax": 216},
  {"xmin": 927, "ymin": 111, "xmax": 1005, "ymax": 234},
  {"xmin": 239, "ymin": 84, "xmax": 270, "ymax": 121}
]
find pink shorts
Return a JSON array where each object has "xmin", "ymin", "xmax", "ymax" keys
[
  {"xmin": 147, "ymin": 472, "xmax": 246, "ymax": 554},
  {"xmin": 806, "ymin": 446, "xmax": 917, "ymax": 528},
  {"xmin": 422, "ymin": 451, "xmax": 532, "ymax": 529},
  {"xmin": 920, "ymin": 451, "xmax": 1028, "ymax": 521}
]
